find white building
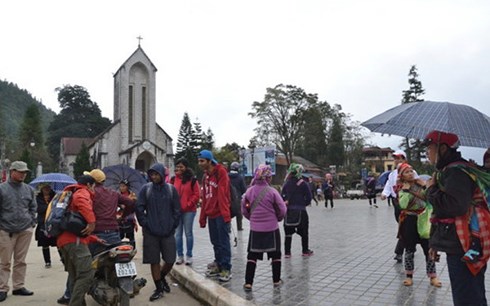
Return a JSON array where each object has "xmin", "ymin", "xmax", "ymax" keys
[{"xmin": 60, "ymin": 44, "xmax": 174, "ymax": 176}]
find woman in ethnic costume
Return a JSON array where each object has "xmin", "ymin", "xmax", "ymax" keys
[
  {"xmin": 397, "ymin": 163, "xmax": 441, "ymax": 287},
  {"xmin": 241, "ymin": 164, "xmax": 287, "ymax": 291}
]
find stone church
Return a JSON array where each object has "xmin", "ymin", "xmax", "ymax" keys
[{"xmin": 60, "ymin": 44, "xmax": 174, "ymax": 176}]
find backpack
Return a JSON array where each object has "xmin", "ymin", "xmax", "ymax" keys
[{"xmin": 44, "ymin": 189, "xmax": 87, "ymax": 238}]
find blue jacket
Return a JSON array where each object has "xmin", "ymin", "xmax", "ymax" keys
[{"xmin": 136, "ymin": 163, "xmax": 181, "ymax": 237}]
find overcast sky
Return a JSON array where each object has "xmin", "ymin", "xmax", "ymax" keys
[{"xmin": 1, "ymin": 0, "xmax": 489, "ymax": 162}]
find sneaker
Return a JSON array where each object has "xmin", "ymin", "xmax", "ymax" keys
[
  {"xmin": 394, "ymin": 254, "xmax": 403, "ymax": 263},
  {"xmin": 57, "ymin": 295, "xmax": 70, "ymax": 305},
  {"xmin": 302, "ymin": 250, "xmax": 314, "ymax": 257},
  {"xmin": 161, "ymin": 277, "xmax": 171, "ymax": 293},
  {"xmin": 175, "ymin": 256, "xmax": 184, "ymax": 265},
  {"xmin": 45, "ymin": 262, "xmax": 52, "ymax": 268},
  {"xmin": 149, "ymin": 289, "xmax": 164, "ymax": 301},
  {"xmin": 218, "ymin": 270, "xmax": 232, "ymax": 282},
  {"xmin": 373, "ymin": 204, "xmax": 378, "ymax": 208},
  {"xmin": 243, "ymin": 284, "xmax": 252, "ymax": 292},
  {"xmin": 185, "ymin": 257, "xmax": 193, "ymax": 266},
  {"xmin": 205, "ymin": 266, "xmax": 221, "ymax": 277},
  {"xmin": 284, "ymin": 253, "xmax": 291, "ymax": 258},
  {"xmin": 273, "ymin": 279, "xmax": 283, "ymax": 288},
  {"xmin": 207, "ymin": 261, "xmax": 218, "ymax": 270}
]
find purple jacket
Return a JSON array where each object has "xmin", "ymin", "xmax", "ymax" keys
[{"xmin": 241, "ymin": 180, "xmax": 286, "ymax": 232}]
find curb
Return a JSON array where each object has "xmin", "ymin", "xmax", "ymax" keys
[{"xmin": 170, "ymin": 265, "xmax": 255, "ymax": 306}]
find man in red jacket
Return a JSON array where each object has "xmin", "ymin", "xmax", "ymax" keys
[
  {"xmin": 198, "ymin": 150, "xmax": 232, "ymax": 282},
  {"xmin": 57, "ymin": 175, "xmax": 100, "ymax": 306}
]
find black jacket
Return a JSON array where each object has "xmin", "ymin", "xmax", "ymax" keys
[{"xmin": 427, "ymin": 151, "xmax": 476, "ymax": 255}]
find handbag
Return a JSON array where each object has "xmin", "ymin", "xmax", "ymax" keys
[{"xmin": 60, "ymin": 211, "xmax": 88, "ymax": 237}]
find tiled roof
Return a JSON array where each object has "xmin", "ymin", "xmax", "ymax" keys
[{"xmin": 62, "ymin": 137, "xmax": 93, "ymax": 155}]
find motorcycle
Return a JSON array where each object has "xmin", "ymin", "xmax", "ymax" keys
[{"xmin": 89, "ymin": 241, "xmax": 146, "ymax": 306}]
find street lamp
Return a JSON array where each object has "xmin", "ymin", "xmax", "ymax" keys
[{"xmin": 248, "ymin": 140, "xmax": 256, "ymax": 173}]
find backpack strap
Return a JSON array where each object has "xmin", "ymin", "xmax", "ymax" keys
[{"xmin": 250, "ymin": 187, "xmax": 271, "ymax": 215}]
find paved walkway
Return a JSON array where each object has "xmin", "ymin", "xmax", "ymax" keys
[{"xmin": 187, "ymin": 198, "xmax": 490, "ymax": 306}]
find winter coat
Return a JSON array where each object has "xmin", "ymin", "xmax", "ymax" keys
[
  {"xmin": 242, "ymin": 179, "xmax": 286, "ymax": 232},
  {"xmin": 229, "ymin": 172, "xmax": 247, "ymax": 196},
  {"xmin": 0, "ymin": 178, "xmax": 36, "ymax": 233},
  {"xmin": 199, "ymin": 164, "xmax": 231, "ymax": 227},
  {"xmin": 57, "ymin": 184, "xmax": 98, "ymax": 248},
  {"xmin": 171, "ymin": 175, "xmax": 200, "ymax": 213},
  {"xmin": 136, "ymin": 163, "xmax": 181, "ymax": 237},
  {"xmin": 427, "ymin": 151, "xmax": 476, "ymax": 255}
]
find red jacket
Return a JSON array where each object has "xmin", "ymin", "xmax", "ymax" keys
[
  {"xmin": 171, "ymin": 176, "xmax": 200, "ymax": 213},
  {"xmin": 200, "ymin": 164, "xmax": 231, "ymax": 226},
  {"xmin": 57, "ymin": 184, "xmax": 98, "ymax": 248}
]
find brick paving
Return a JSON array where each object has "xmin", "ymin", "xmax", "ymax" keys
[{"xmin": 189, "ymin": 198, "xmax": 490, "ymax": 305}]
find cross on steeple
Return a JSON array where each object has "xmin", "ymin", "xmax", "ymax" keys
[{"xmin": 137, "ymin": 35, "xmax": 143, "ymax": 47}]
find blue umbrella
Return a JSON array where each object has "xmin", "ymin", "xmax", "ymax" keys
[
  {"xmin": 29, "ymin": 173, "xmax": 76, "ymax": 192},
  {"xmin": 377, "ymin": 171, "xmax": 391, "ymax": 186},
  {"xmin": 102, "ymin": 164, "xmax": 147, "ymax": 194},
  {"xmin": 362, "ymin": 101, "xmax": 490, "ymax": 148}
]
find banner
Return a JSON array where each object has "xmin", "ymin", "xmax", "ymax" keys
[{"xmin": 241, "ymin": 145, "xmax": 276, "ymax": 177}]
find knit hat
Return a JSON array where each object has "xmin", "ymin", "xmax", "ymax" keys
[
  {"xmin": 254, "ymin": 164, "xmax": 273, "ymax": 180},
  {"xmin": 287, "ymin": 163, "xmax": 304, "ymax": 179},
  {"xmin": 83, "ymin": 169, "xmax": 106, "ymax": 183},
  {"xmin": 422, "ymin": 130, "xmax": 460, "ymax": 149},
  {"xmin": 230, "ymin": 162, "xmax": 240, "ymax": 171}
]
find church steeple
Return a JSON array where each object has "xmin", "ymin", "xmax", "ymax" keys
[{"xmin": 113, "ymin": 44, "xmax": 157, "ymax": 148}]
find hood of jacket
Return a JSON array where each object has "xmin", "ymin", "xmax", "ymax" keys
[{"xmin": 148, "ymin": 163, "xmax": 166, "ymax": 184}]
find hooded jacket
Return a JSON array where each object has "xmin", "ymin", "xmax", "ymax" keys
[
  {"xmin": 427, "ymin": 150, "xmax": 476, "ymax": 254},
  {"xmin": 0, "ymin": 178, "xmax": 36, "ymax": 233},
  {"xmin": 57, "ymin": 184, "xmax": 98, "ymax": 248},
  {"xmin": 199, "ymin": 163, "xmax": 231, "ymax": 227},
  {"xmin": 136, "ymin": 163, "xmax": 181, "ymax": 237}
]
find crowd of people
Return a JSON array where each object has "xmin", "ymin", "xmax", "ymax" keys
[{"xmin": 0, "ymin": 129, "xmax": 489, "ymax": 305}]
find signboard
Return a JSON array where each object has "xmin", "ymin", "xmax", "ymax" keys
[{"xmin": 241, "ymin": 145, "xmax": 276, "ymax": 177}]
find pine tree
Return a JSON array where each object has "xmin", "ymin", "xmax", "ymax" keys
[
  {"xmin": 73, "ymin": 142, "xmax": 91, "ymax": 178},
  {"xmin": 400, "ymin": 65, "xmax": 425, "ymax": 162},
  {"xmin": 192, "ymin": 118, "xmax": 204, "ymax": 152},
  {"xmin": 175, "ymin": 112, "xmax": 198, "ymax": 170},
  {"xmin": 202, "ymin": 128, "xmax": 215, "ymax": 151}
]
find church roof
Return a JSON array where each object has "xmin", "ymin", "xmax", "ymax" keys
[
  {"xmin": 62, "ymin": 137, "xmax": 94, "ymax": 155},
  {"xmin": 114, "ymin": 46, "xmax": 157, "ymax": 76}
]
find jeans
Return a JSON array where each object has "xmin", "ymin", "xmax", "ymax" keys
[
  {"xmin": 175, "ymin": 212, "xmax": 196, "ymax": 258},
  {"xmin": 208, "ymin": 216, "xmax": 232, "ymax": 271},
  {"xmin": 446, "ymin": 254, "xmax": 487, "ymax": 306},
  {"xmin": 90, "ymin": 231, "xmax": 121, "ymax": 255}
]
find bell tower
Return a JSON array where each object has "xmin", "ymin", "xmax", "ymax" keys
[{"xmin": 113, "ymin": 39, "xmax": 157, "ymax": 149}]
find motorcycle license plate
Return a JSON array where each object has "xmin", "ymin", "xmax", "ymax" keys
[{"xmin": 115, "ymin": 262, "xmax": 137, "ymax": 277}]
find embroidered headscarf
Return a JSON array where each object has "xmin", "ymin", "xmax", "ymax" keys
[
  {"xmin": 287, "ymin": 163, "xmax": 304, "ymax": 180},
  {"xmin": 254, "ymin": 164, "xmax": 273, "ymax": 180}
]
